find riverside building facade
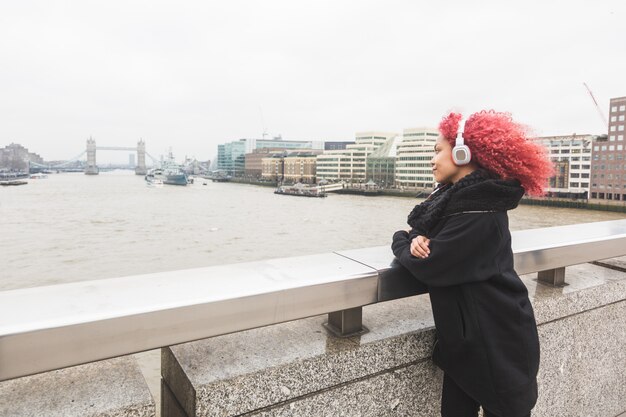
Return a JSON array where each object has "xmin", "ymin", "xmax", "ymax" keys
[
  {"xmin": 533, "ymin": 134, "xmax": 593, "ymax": 199},
  {"xmin": 261, "ymin": 154, "xmax": 285, "ymax": 182},
  {"xmin": 217, "ymin": 138, "xmax": 323, "ymax": 176},
  {"xmin": 245, "ymin": 148, "xmax": 285, "ymax": 179},
  {"xmin": 365, "ymin": 135, "xmax": 403, "ymax": 188},
  {"xmin": 0, "ymin": 143, "xmax": 44, "ymax": 172},
  {"xmin": 316, "ymin": 132, "xmax": 397, "ymax": 183},
  {"xmin": 394, "ymin": 127, "xmax": 439, "ymax": 190},
  {"xmin": 590, "ymin": 96, "xmax": 626, "ymax": 202},
  {"xmin": 283, "ymin": 151, "xmax": 322, "ymax": 184}
]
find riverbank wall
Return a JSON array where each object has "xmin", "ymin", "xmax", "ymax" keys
[
  {"xmin": 227, "ymin": 178, "xmax": 626, "ymax": 213},
  {"xmin": 162, "ymin": 258, "xmax": 626, "ymax": 416}
]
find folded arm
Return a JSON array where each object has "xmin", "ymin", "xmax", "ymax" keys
[{"xmin": 391, "ymin": 213, "xmax": 503, "ymax": 287}]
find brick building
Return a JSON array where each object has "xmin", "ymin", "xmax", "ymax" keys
[{"xmin": 590, "ymin": 96, "xmax": 626, "ymax": 202}]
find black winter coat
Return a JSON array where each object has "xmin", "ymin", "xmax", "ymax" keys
[{"xmin": 391, "ymin": 181, "xmax": 540, "ymax": 417}]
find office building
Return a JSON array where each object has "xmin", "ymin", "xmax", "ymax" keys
[
  {"xmin": 394, "ymin": 127, "xmax": 440, "ymax": 190},
  {"xmin": 217, "ymin": 138, "xmax": 323, "ymax": 176},
  {"xmin": 533, "ymin": 135, "xmax": 593, "ymax": 199},
  {"xmin": 590, "ymin": 96, "xmax": 626, "ymax": 202},
  {"xmin": 316, "ymin": 132, "xmax": 397, "ymax": 183}
]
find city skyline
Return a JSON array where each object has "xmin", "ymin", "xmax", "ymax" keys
[{"xmin": 1, "ymin": 0, "xmax": 625, "ymax": 163}]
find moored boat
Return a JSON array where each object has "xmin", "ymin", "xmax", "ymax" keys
[
  {"xmin": 145, "ymin": 172, "xmax": 164, "ymax": 187},
  {"xmin": 146, "ymin": 151, "xmax": 188, "ymax": 186},
  {"xmin": 0, "ymin": 172, "xmax": 29, "ymax": 186},
  {"xmin": 274, "ymin": 183, "xmax": 327, "ymax": 198}
]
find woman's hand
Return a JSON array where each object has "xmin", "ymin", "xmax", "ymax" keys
[{"xmin": 410, "ymin": 235, "xmax": 430, "ymax": 258}]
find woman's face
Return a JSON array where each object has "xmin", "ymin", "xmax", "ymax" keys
[{"xmin": 431, "ymin": 136, "xmax": 464, "ymax": 185}]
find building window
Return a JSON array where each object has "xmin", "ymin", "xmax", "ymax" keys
[
  {"xmin": 611, "ymin": 106, "xmax": 617, "ymax": 112},
  {"xmin": 610, "ymin": 145, "xmax": 615, "ymax": 151},
  {"xmin": 620, "ymin": 125, "xmax": 625, "ymax": 131},
  {"xmin": 618, "ymin": 145, "xmax": 624, "ymax": 151},
  {"xmin": 610, "ymin": 126, "xmax": 616, "ymax": 132},
  {"xmin": 610, "ymin": 135, "xmax": 616, "ymax": 141},
  {"xmin": 612, "ymin": 116, "xmax": 617, "ymax": 122},
  {"xmin": 602, "ymin": 145, "xmax": 607, "ymax": 150},
  {"xmin": 621, "ymin": 105, "xmax": 626, "ymax": 111},
  {"xmin": 570, "ymin": 182, "xmax": 579, "ymax": 187},
  {"xmin": 594, "ymin": 145, "xmax": 599, "ymax": 151},
  {"xmin": 592, "ymin": 192, "xmax": 597, "ymax": 198},
  {"xmin": 618, "ymin": 135, "xmax": 624, "ymax": 141},
  {"xmin": 620, "ymin": 115, "xmax": 625, "ymax": 121}
]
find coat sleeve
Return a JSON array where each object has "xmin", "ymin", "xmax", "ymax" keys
[{"xmin": 391, "ymin": 213, "xmax": 503, "ymax": 287}]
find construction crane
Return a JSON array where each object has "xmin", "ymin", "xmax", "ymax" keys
[
  {"xmin": 259, "ymin": 106, "xmax": 268, "ymax": 139},
  {"xmin": 583, "ymin": 82, "xmax": 608, "ymax": 129}
]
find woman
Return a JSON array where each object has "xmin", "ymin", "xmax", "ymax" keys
[{"xmin": 391, "ymin": 110, "xmax": 553, "ymax": 417}]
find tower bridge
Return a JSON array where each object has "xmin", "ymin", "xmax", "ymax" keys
[
  {"xmin": 28, "ymin": 138, "xmax": 158, "ymax": 174},
  {"xmin": 85, "ymin": 138, "xmax": 151, "ymax": 175}
]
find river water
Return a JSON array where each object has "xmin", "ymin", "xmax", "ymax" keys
[
  {"xmin": 1, "ymin": 171, "xmax": 624, "ymax": 410},
  {"xmin": 2, "ymin": 170, "xmax": 624, "ymax": 291}
]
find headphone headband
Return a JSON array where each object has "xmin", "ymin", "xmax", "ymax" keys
[{"xmin": 456, "ymin": 118, "xmax": 466, "ymax": 146}]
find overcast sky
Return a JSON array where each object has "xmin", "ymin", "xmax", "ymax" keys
[{"xmin": 1, "ymin": 0, "xmax": 624, "ymax": 163}]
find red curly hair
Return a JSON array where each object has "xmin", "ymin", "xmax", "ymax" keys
[{"xmin": 439, "ymin": 110, "xmax": 553, "ymax": 196}]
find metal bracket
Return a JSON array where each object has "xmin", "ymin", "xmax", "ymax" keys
[
  {"xmin": 537, "ymin": 267, "xmax": 568, "ymax": 287},
  {"xmin": 323, "ymin": 307, "xmax": 369, "ymax": 338}
]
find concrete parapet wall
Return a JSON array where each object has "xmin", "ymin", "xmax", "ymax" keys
[
  {"xmin": 0, "ymin": 356, "xmax": 155, "ymax": 417},
  {"xmin": 162, "ymin": 260, "xmax": 626, "ymax": 417}
]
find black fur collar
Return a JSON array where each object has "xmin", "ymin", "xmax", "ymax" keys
[{"xmin": 407, "ymin": 170, "xmax": 524, "ymax": 235}]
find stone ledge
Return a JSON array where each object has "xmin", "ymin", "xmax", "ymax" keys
[
  {"xmin": 523, "ymin": 261, "xmax": 626, "ymax": 325},
  {"xmin": 0, "ymin": 356, "xmax": 155, "ymax": 417},
  {"xmin": 534, "ymin": 300, "xmax": 626, "ymax": 417},
  {"xmin": 163, "ymin": 262, "xmax": 626, "ymax": 416},
  {"xmin": 164, "ymin": 295, "xmax": 436, "ymax": 417},
  {"xmin": 248, "ymin": 360, "xmax": 443, "ymax": 417}
]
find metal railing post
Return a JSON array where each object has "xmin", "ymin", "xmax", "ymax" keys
[
  {"xmin": 323, "ymin": 307, "xmax": 368, "ymax": 337},
  {"xmin": 537, "ymin": 267, "xmax": 567, "ymax": 287}
]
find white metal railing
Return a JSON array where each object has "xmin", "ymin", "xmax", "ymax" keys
[{"xmin": 1, "ymin": 219, "xmax": 625, "ymax": 382}]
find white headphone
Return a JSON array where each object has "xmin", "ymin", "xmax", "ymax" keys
[{"xmin": 452, "ymin": 118, "xmax": 471, "ymax": 166}]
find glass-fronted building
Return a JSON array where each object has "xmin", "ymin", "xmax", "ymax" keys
[
  {"xmin": 366, "ymin": 135, "xmax": 402, "ymax": 188},
  {"xmin": 395, "ymin": 127, "xmax": 439, "ymax": 190}
]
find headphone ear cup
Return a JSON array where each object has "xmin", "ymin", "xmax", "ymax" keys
[{"xmin": 452, "ymin": 145, "xmax": 471, "ymax": 166}]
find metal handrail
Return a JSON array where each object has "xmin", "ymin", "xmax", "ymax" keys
[{"xmin": 1, "ymin": 219, "xmax": 625, "ymax": 381}]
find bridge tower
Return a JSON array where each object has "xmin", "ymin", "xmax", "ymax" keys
[
  {"xmin": 135, "ymin": 140, "xmax": 147, "ymax": 175},
  {"xmin": 85, "ymin": 137, "xmax": 98, "ymax": 175}
]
